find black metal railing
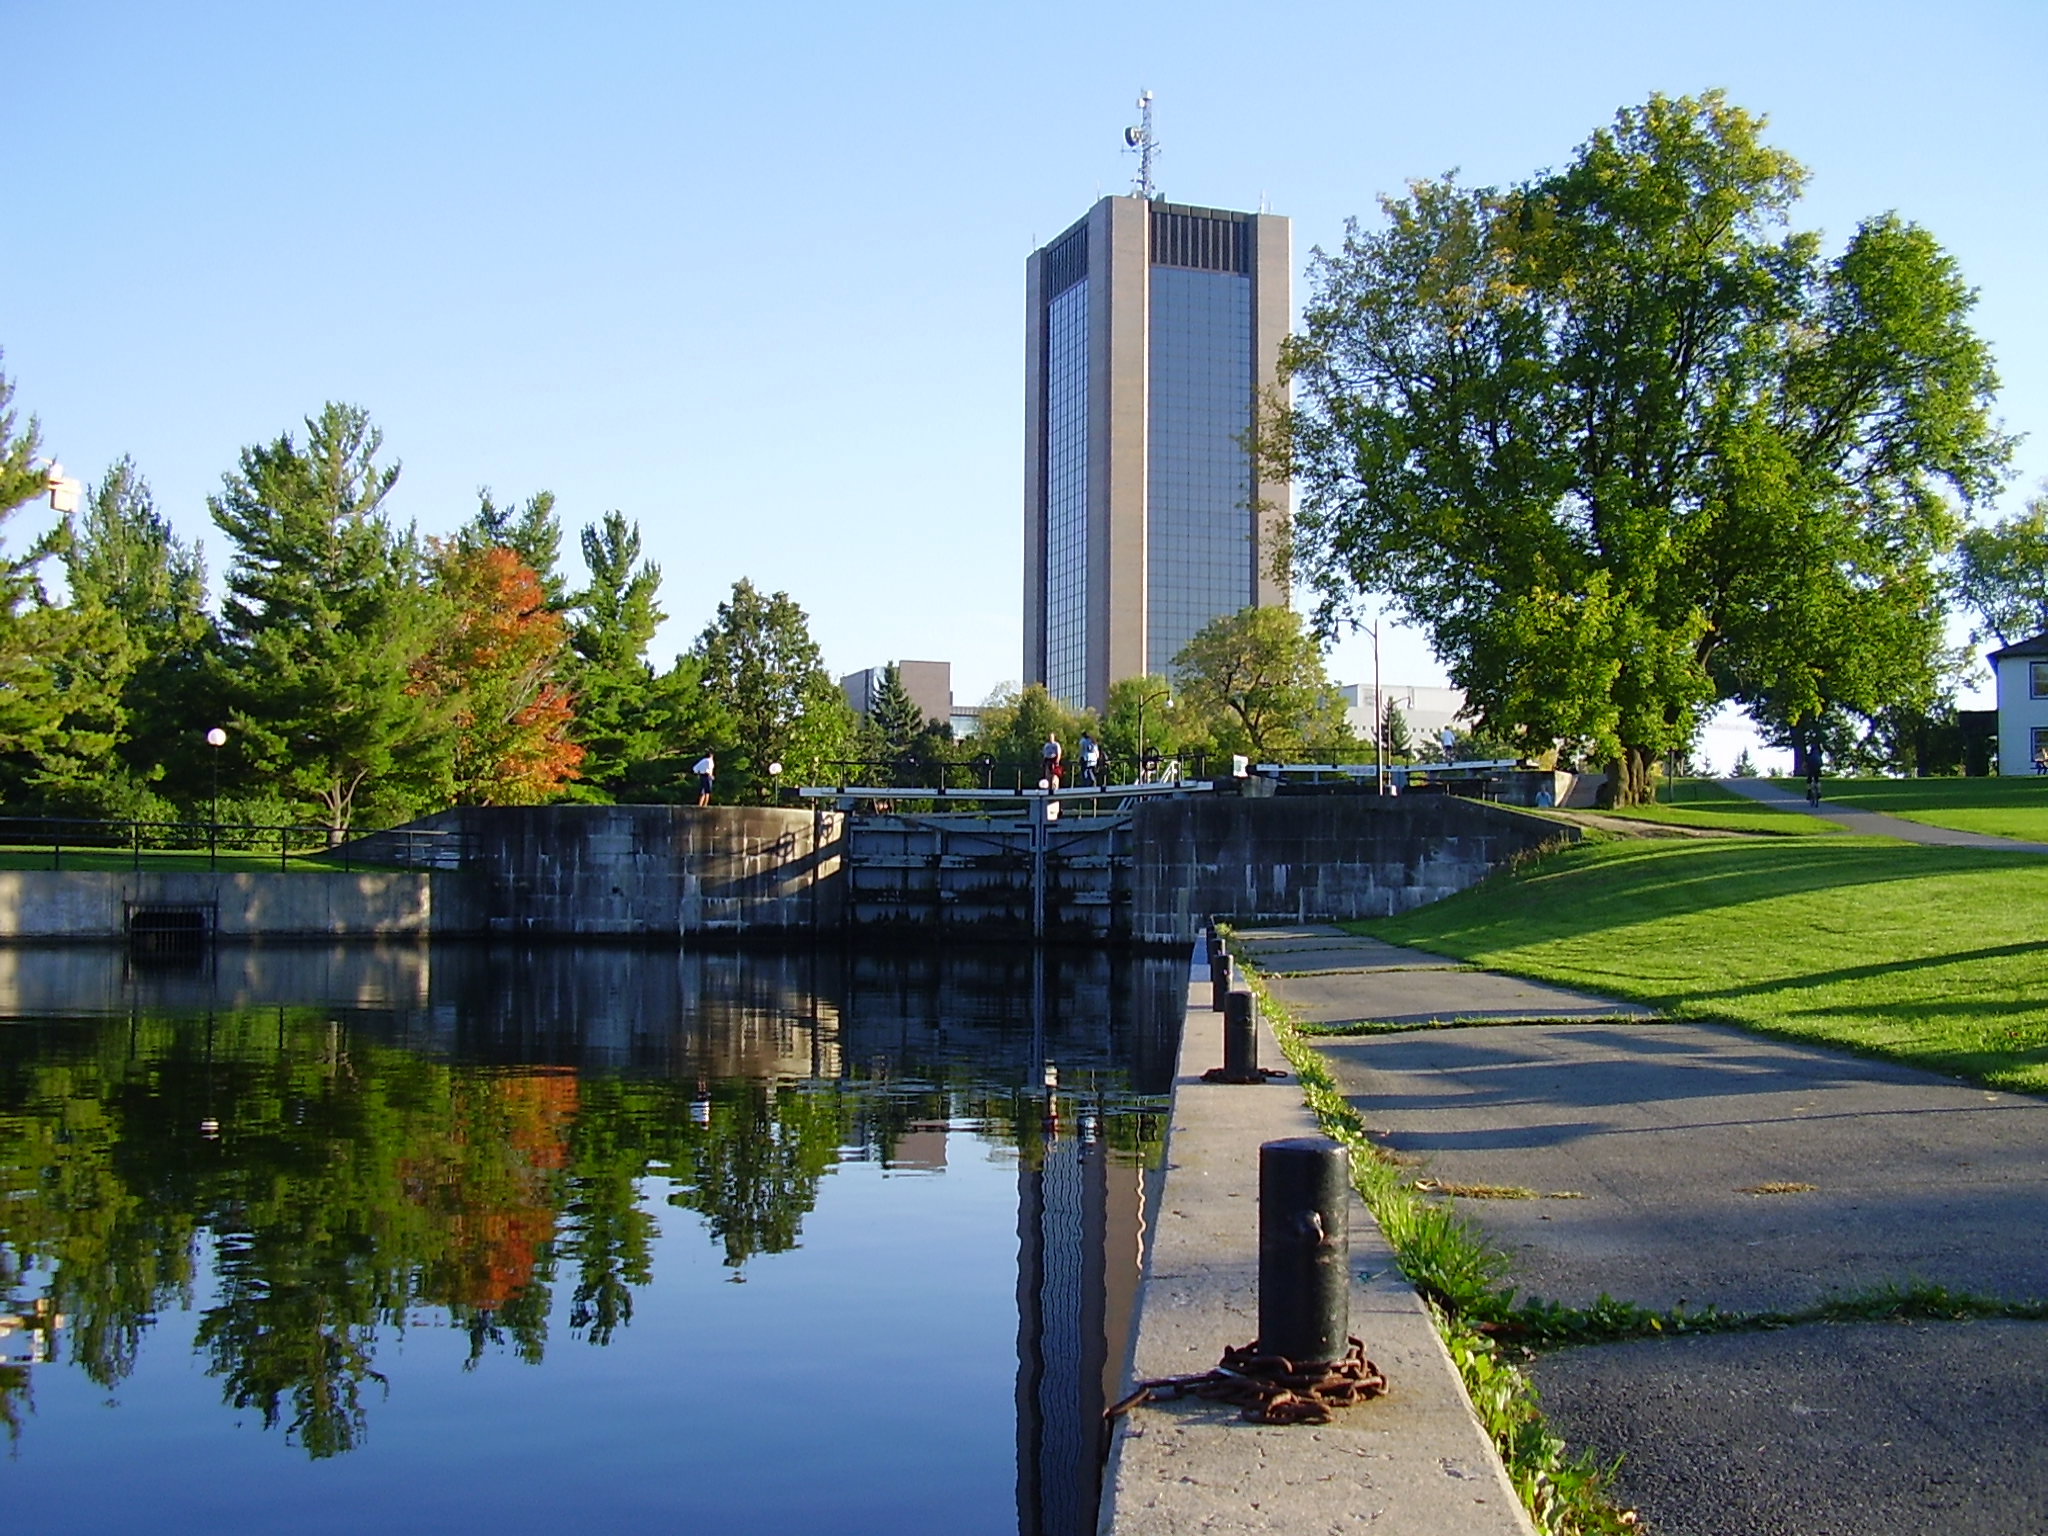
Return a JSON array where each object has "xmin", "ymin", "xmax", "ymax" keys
[
  {"xmin": 810, "ymin": 752, "xmax": 1213, "ymax": 795},
  {"xmin": 0, "ymin": 817, "xmax": 448, "ymax": 873}
]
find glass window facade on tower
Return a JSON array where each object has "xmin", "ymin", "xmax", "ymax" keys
[
  {"xmin": 1026, "ymin": 197, "xmax": 1286, "ymax": 716},
  {"xmin": 1045, "ymin": 279, "xmax": 1091, "ymax": 708},
  {"xmin": 1145, "ymin": 264, "xmax": 1252, "ymax": 674}
]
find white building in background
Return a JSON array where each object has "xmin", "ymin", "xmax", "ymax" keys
[
  {"xmin": 1339, "ymin": 683, "xmax": 1469, "ymax": 750},
  {"xmin": 1989, "ymin": 632, "xmax": 2048, "ymax": 774}
]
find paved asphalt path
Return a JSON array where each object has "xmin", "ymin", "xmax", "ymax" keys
[
  {"xmin": 1241, "ymin": 926, "xmax": 2048, "ymax": 1536},
  {"xmin": 1716, "ymin": 777, "xmax": 2048, "ymax": 852}
]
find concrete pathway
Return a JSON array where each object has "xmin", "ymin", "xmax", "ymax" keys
[
  {"xmin": 1102, "ymin": 952, "xmax": 1536, "ymax": 1536},
  {"xmin": 1243, "ymin": 925, "xmax": 1654, "ymax": 1032},
  {"xmin": 1236, "ymin": 926, "xmax": 2048, "ymax": 1536},
  {"xmin": 1717, "ymin": 776, "xmax": 2048, "ymax": 852}
]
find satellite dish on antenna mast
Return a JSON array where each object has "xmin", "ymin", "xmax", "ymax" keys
[{"xmin": 1124, "ymin": 90, "xmax": 1158, "ymax": 199}]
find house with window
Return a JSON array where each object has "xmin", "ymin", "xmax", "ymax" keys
[{"xmin": 1990, "ymin": 633, "xmax": 2048, "ymax": 774}]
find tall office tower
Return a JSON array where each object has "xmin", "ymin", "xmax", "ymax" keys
[{"xmin": 1023, "ymin": 196, "xmax": 1290, "ymax": 715}]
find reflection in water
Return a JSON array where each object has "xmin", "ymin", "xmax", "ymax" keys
[{"xmin": 0, "ymin": 941, "xmax": 1180, "ymax": 1535}]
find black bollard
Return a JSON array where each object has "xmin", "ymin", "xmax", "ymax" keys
[
  {"xmin": 1224, "ymin": 986, "xmax": 1259, "ymax": 1078},
  {"xmin": 1210, "ymin": 950, "xmax": 1234, "ymax": 1012},
  {"xmin": 1258, "ymin": 1136, "xmax": 1351, "ymax": 1367}
]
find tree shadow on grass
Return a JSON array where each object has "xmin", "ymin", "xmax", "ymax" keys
[
  {"xmin": 1678, "ymin": 940, "xmax": 2048, "ymax": 1007},
  {"xmin": 1384, "ymin": 839, "xmax": 2048, "ymax": 954}
]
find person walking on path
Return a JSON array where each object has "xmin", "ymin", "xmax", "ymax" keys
[
  {"xmin": 1078, "ymin": 730, "xmax": 1102, "ymax": 789},
  {"xmin": 693, "ymin": 751, "xmax": 715, "ymax": 806},
  {"xmin": 1041, "ymin": 732, "xmax": 1063, "ymax": 791},
  {"xmin": 1805, "ymin": 749, "xmax": 1822, "ymax": 806}
]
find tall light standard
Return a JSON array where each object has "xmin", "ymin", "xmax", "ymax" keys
[
  {"xmin": 1135, "ymin": 686, "xmax": 1171, "ymax": 784},
  {"xmin": 205, "ymin": 728, "xmax": 226, "ymax": 868},
  {"xmin": 1362, "ymin": 613, "xmax": 1386, "ymax": 796}
]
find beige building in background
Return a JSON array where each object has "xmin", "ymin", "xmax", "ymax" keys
[
  {"xmin": 840, "ymin": 660, "xmax": 953, "ymax": 728},
  {"xmin": 1023, "ymin": 196, "xmax": 1290, "ymax": 715}
]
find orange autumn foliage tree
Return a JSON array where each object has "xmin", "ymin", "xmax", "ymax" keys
[{"xmin": 421, "ymin": 541, "xmax": 582, "ymax": 804}]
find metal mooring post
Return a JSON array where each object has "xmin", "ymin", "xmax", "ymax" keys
[
  {"xmin": 1224, "ymin": 986, "xmax": 1261, "ymax": 1078},
  {"xmin": 1259, "ymin": 1136, "xmax": 1351, "ymax": 1366},
  {"xmin": 1210, "ymin": 950, "xmax": 1234, "ymax": 1012}
]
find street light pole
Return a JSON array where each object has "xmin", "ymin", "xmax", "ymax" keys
[
  {"xmin": 1367, "ymin": 614, "xmax": 1385, "ymax": 796},
  {"xmin": 205, "ymin": 727, "xmax": 227, "ymax": 869},
  {"xmin": 1136, "ymin": 686, "xmax": 1170, "ymax": 784}
]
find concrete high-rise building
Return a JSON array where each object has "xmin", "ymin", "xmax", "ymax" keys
[{"xmin": 1023, "ymin": 196, "xmax": 1290, "ymax": 715}]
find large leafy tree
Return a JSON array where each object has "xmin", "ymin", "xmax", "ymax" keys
[
  {"xmin": 420, "ymin": 540, "xmax": 582, "ymax": 805},
  {"xmin": 1101, "ymin": 674, "xmax": 1193, "ymax": 779},
  {"xmin": 211, "ymin": 404, "xmax": 445, "ymax": 835},
  {"xmin": 1172, "ymin": 605, "xmax": 1349, "ymax": 761},
  {"xmin": 1952, "ymin": 486, "xmax": 2048, "ymax": 648},
  {"xmin": 691, "ymin": 578, "xmax": 855, "ymax": 798},
  {"xmin": 1274, "ymin": 93, "xmax": 2010, "ymax": 803},
  {"xmin": 966, "ymin": 683, "xmax": 1104, "ymax": 787}
]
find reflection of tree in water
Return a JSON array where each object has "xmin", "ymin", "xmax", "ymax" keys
[
  {"xmin": 0, "ymin": 1003, "xmax": 1161, "ymax": 1458},
  {"xmin": 666, "ymin": 1082, "xmax": 845, "ymax": 1271}
]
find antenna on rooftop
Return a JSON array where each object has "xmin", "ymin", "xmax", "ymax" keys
[{"xmin": 1123, "ymin": 90, "xmax": 1159, "ymax": 200}]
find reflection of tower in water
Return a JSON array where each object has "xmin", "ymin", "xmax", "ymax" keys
[{"xmin": 1014, "ymin": 948, "xmax": 1149, "ymax": 1536}]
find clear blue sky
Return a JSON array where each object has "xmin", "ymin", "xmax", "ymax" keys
[{"xmin": 5, "ymin": 1, "xmax": 2041, "ymax": 771}]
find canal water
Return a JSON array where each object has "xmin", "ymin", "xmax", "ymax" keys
[{"xmin": 0, "ymin": 942, "xmax": 1185, "ymax": 1535}]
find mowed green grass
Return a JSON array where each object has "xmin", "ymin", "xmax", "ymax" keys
[
  {"xmin": 1815, "ymin": 776, "xmax": 2048, "ymax": 842},
  {"xmin": 1596, "ymin": 778, "xmax": 1838, "ymax": 836},
  {"xmin": 1353, "ymin": 837, "xmax": 2048, "ymax": 1094}
]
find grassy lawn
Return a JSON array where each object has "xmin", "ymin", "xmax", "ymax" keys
[
  {"xmin": 1349, "ymin": 836, "xmax": 2048, "ymax": 1094},
  {"xmin": 1810, "ymin": 776, "xmax": 2048, "ymax": 842},
  {"xmin": 1590, "ymin": 778, "xmax": 1838, "ymax": 837}
]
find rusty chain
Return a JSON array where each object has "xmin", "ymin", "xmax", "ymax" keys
[{"xmin": 1107, "ymin": 1335, "xmax": 1388, "ymax": 1426}]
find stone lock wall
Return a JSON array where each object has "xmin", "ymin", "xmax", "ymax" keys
[
  {"xmin": 1127, "ymin": 793, "xmax": 1569, "ymax": 945},
  {"xmin": 452, "ymin": 805, "xmax": 845, "ymax": 938}
]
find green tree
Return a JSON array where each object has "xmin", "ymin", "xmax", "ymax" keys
[
  {"xmin": 691, "ymin": 579, "xmax": 855, "ymax": 798},
  {"xmin": 1382, "ymin": 702, "xmax": 1413, "ymax": 765},
  {"xmin": 469, "ymin": 488, "xmax": 567, "ymax": 608},
  {"xmin": 0, "ymin": 352, "xmax": 43, "ymax": 533},
  {"xmin": 1103, "ymin": 674, "xmax": 1195, "ymax": 779},
  {"xmin": 1273, "ymin": 93, "xmax": 2010, "ymax": 804},
  {"xmin": 1172, "ymin": 605, "xmax": 1346, "ymax": 760},
  {"xmin": 968, "ymin": 683, "xmax": 1085, "ymax": 787},
  {"xmin": 1953, "ymin": 486, "xmax": 2048, "ymax": 647},
  {"xmin": 0, "ymin": 358, "xmax": 64, "ymax": 794},
  {"xmin": 420, "ymin": 540, "xmax": 582, "ymax": 804},
  {"xmin": 210, "ymin": 403, "xmax": 447, "ymax": 836},
  {"xmin": 868, "ymin": 664, "xmax": 924, "ymax": 752},
  {"xmin": 0, "ymin": 365, "xmax": 141, "ymax": 810},
  {"xmin": 42, "ymin": 458, "xmax": 216, "ymax": 814},
  {"xmin": 564, "ymin": 511, "xmax": 667, "ymax": 794}
]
